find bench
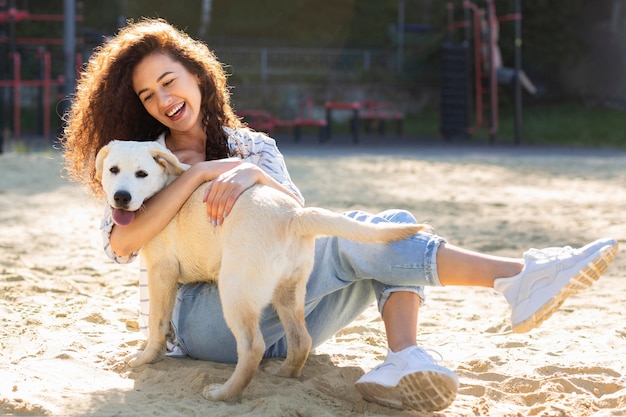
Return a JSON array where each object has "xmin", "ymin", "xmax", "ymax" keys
[
  {"xmin": 237, "ymin": 110, "xmax": 276, "ymax": 135},
  {"xmin": 359, "ymin": 101, "xmax": 404, "ymax": 136},
  {"xmin": 324, "ymin": 101, "xmax": 360, "ymax": 144},
  {"xmin": 293, "ymin": 99, "xmax": 327, "ymax": 142}
]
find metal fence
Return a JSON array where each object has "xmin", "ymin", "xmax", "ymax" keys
[{"xmin": 213, "ymin": 47, "xmax": 397, "ymax": 80}]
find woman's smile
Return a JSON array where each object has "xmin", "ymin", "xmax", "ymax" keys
[{"xmin": 166, "ymin": 102, "xmax": 186, "ymax": 120}]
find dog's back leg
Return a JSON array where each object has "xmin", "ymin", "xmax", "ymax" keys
[
  {"xmin": 203, "ymin": 270, "xmax": 268, "ymax": 402},
  {"xmin": 269, "ymin": 269, "xmax": 313, "ymax": 378}
]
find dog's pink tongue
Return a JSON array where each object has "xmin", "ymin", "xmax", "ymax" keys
[{"xmin": 112, "ymin": 209, "xmax": 135, "ymax": 226}]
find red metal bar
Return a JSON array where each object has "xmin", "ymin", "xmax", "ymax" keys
[
  {"xmin": 0, "ymin": 8, "xmax": 29, "ymax": 23},
  {"xmin": 0, "ymin": 36, "xmax": 83, "ymax": 45},
  {"xmin": 26, "ymin": 13, "xmax": 83, "ymax": 22},
  {"xmin": 0, "ymin": 79, "xmax": 64, "ymax": 87},
  {"xmin": 463, "ymin": 0, "xmax": 484, "ymax": 134},
  {"xmin": 445, "ymin": 21, "xmax": 470, "ymax": 31},
  {"xmin": 0, "ymin": 10, "xmax": 83, "ymax": 23},
  {"xmin": 497, "ymin": 13, "xmax": 521, "ymax": 23}
]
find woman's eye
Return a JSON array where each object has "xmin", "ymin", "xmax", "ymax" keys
[
  {"xmin": 164, "ymin": 78, "xmax": 175, "ymax": 86},
  {"xmin": 142, "ymin": 93, "xmax": 153, "ymax": 102}
]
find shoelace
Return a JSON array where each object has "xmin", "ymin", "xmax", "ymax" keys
[
  {"xmin": 408, "ymin": 347, "xmax": 445, "ymax": 364},
  {"xmin": 526, "ymin": 245, "xmax": 574, "ymax": 261}
]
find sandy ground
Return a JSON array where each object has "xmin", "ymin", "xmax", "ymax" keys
[{"xmin": 1, "ymin": 140, "xmax": 625, "ymax": 416}]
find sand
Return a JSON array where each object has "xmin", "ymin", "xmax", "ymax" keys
[{"xmin": 1, "ymin": 141, "xmax": 625, "ymax": 416}]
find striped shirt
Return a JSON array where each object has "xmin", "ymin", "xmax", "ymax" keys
[{"xmin": 100, "ymin": 127, "xmax": 304, "ymax": 336}]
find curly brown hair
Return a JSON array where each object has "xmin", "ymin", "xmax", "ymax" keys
[{"xmin": 61, "ymin": 18, "xmax": 242, "ymax": 197}]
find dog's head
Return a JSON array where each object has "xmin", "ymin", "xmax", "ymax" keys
[{"xmin": 95, "ymin": 140, "xmax": 187, "ymax": 226}]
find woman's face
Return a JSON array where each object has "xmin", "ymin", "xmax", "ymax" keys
[{"xmin": 132, "ymin": 53, "xmax": 203, "ymax": 134}]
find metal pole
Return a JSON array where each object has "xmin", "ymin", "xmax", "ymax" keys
[
  {"xmin": 63, "ymin": 0, "xmax": 76, "ymax": 99},
  {"xmin": 0, "ymin": 0, "xmax": 7, "ymax": 153},
  {"xmin": 7, "ymin": 0, "xmax": 15, "ymax": 137},
  {"xmin": 397, "ymin": 0, "xmax": 405, "ymax": 74},
  {"xmin": 463, "ymin": 1, "xmax": 472, "ymax": 136},
  {"xmin": 486, "ymin": 0, "xmax": 497, "ymax": 144},
  {"xmin": 198, "ymin": 0, "xmax": 212, "ymax": 39},
  {"xmin": 59, "ymin": 0, "xmax": 76, "ymax": 135},
  {"xmin": 11, "ymin": 52, "xmax": 19, "ymax": 139},
  {"xmin": 513, "ymin": 0, "xmax": 522, "ymax": 145}
]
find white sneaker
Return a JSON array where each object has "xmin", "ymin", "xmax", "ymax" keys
[
  {"xmin": 494, "ymin": 237, "xmax": 619, "ymax": 333},
  {"xmin": 355, "ymin": 346, "xmax": 459, "ymax": 412}
]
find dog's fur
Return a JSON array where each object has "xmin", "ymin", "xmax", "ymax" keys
[{"xmin": 95, "ymin": 140, "xmax": 430, "ymax": 401}]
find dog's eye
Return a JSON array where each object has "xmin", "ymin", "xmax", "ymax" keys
[
  {"xmin": 135, "ymin": 170, "xmax": 148, "ymax": 178},
  {"xmin": 109, "ymin": 166, "xmax": 120, "ymax": 174}
]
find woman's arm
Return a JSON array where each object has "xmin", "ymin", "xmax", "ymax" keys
[
  {"xmin": 109, "ymin": 158, "xmax": 242, "ymax": 257},
  {"xmin": 202, "ymin": 162, "xmax": 303, "ymax": 226},
  {"xmin": 203, "ymin": 129, "xmax": 305, "ymax": 226}
]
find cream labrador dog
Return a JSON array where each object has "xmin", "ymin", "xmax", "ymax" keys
[{"xmin": 95, "ymin": 140, "xmax": 430, "ymax": 402}]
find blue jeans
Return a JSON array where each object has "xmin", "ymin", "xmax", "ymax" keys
[{"xmin": 170, "ymin": 209, "xmax": 446, "ymax": 363}]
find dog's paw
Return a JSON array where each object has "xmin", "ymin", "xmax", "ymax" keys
[
  {"xmin": 124, "ymin": 349, "xmax": 163, "ymax": 368},
  {"xmin": 202, "ymin": 383, "xmax": 243, "ymax": 402},
  {"xmin": 124, "ymin": 351, "xmax": 146, "ymax": 368},
  {"xmin": 202, "ymin": 383, "xmax": 226, "ymax": 401},
  {"xmin": 124, "ymin": 351, "xmax": 139, "ymax": 365},
  {"xmin": 263, "ymin": 360, "xmax": 301, "ymax": 378}
]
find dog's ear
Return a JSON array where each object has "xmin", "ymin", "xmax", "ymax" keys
[
  {"xmin": 95, "ymin": 144, "xmax": 111, "ymax": 181},
  {"xmin": 151, "ymin": 148, "xmax": 186, "ymax": 176}
]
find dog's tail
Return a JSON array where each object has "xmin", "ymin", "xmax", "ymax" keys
[{"xmin": 290, "ymin": 208, "xmax": 431, "ymax": 243}]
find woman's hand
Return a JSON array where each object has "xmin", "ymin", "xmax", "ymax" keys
[{"xmin": 202, "ymin": 162, "xmax": 263, "ymax": 226}]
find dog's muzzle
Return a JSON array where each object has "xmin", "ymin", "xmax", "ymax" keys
[
  {"xmin": 113, "ymin": 190, "xmax": 132, "ymax": 209},
  {"xmin": 111, "ymin": 190, "xmax": 136, "ymax": 226}
]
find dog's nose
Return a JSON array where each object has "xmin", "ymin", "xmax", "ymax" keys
[{"xmin": 113, "ymin": 190, "xmax": 132, "ymax": 207}]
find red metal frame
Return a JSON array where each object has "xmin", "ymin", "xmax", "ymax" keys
[
  {"xmin": 447, "ymin": 1, "xmax": 521, "ymax": 138},
  {"xmin": 0, "ymin": 7, "xmax": 83, "ymax": 140},
  {"xmin": 0, "ymin": 9, "xmax": 84, "ymax": 23},
  {"xmin": 0, "ymin": 52, "xmax": 66, "ymax": 139}
]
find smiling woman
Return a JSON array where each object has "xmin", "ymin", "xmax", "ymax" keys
[{"xmin": 57, "ymin": 17, "xmax": 619, "ymax": 413}]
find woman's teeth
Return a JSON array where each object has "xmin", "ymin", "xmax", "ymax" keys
[{"xmin": 167, "ymin": 103, "xmax": 184, "ymax": 117}]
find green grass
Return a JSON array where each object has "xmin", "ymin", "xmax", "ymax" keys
[{"xmin": 405, "ymin": 101, "xmax": 626, "ymax": 148}]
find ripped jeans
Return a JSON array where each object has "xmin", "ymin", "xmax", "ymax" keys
[{"xmin": 170, "ymin": 209, "xmax": 446, "ymax": 363}]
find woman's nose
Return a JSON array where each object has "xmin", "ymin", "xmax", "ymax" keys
[{"xmin": 157, "ymin": 90, "xmax": 172, "ymax": 106}]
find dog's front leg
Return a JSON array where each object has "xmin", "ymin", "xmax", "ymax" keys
[{"xmin": 127, "ymin": 268, "xmax": 177, "ymax": 368}]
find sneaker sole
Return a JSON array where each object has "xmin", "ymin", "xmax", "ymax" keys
[
  {"xmin": 355, "ymin": 370, "xmax": 458, "ymax": 412},
  {"xmin": 512, "ymin": 240, "xmax": 619, "ymax": 334}
]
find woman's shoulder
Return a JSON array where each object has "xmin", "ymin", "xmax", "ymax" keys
[
  {"xmin": 155, "ymin": 132, "xmax": 166, "ymax": 146},
  {"xmin": 224, "ymin": 126, "xmax": 274, "ymax": 144},
  {"xmin": 223, "ymin": 126, "xmax": 279, "ymax": 158}
]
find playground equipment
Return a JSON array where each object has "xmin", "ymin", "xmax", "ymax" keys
[
  {"xmin": 440, "ymin": 0, "xmax": 523, "ymax": 144},
  {"xmin": 0, "ymin": 3, "xmax": 82, "ymax": 152}
]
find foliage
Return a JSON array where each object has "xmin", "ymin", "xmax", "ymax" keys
[
  {"xmin": 498, "ymin": 0, "xmax": 586, "ymax": 71},
  {"xmin": 406, "ymin": 101, "xmax": 626, "ymax": 148},
  {"xmin": 6, "ymin": 0, "xmax": 589, "ymax": 75}
]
